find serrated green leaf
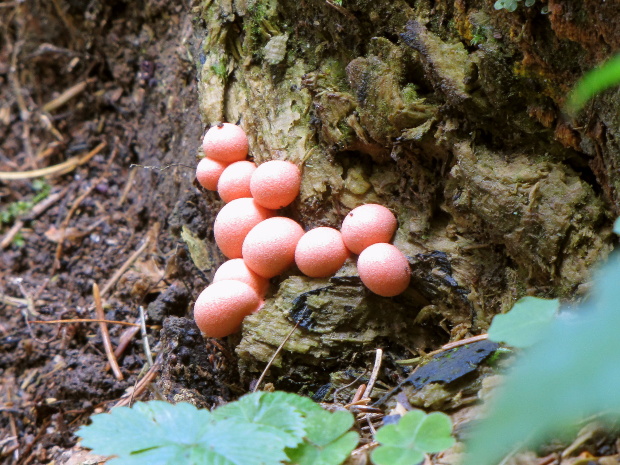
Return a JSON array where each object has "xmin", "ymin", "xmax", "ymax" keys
[
  {"xmin": 464, "ymin": 255, "xmax": 620, "ymax": 465},
  {"xmin": 566, "ymin": 53, "xmax": 620, "ymax": 114},
  {"xmin": 212, "ymin": 391, "xmax": 310, "ymax": 448},
  {"xmin": 488, "ymin": 297, "xmax": 559, "ymax": 348},
  {"xmin": 371, "ymin": 410, "xmax": 455, "ymax": 465},
  {"xmin": 78, "ymin": 401, "xmax": 289, "ymax": 465},
  {"xmin": 286, "ymin": 409, "xmax": 358, "ymax": 465},
  {"xmin": 286, "ymin": 431, "xmax": 359, "ymax": 465}
]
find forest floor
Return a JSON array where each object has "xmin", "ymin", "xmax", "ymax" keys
[{"xmin": 0, "ymin": 1, "xmax": 235, "ymax": 463}]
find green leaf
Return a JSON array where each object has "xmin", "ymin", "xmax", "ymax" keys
[
  {"xmin": 613, "ymin": 217, "xmax": 620, "ymax": 235},
  {"xmin": 77, "ymin": 401, "xmax": 289, "ymax": 465},
  {"xmin": 487, "ymin": 296, "xmax": 559, "ymax": 348},
  {"xmin": 212, "ymin": 391, "xmax": 309, "ymax": 448},
  {"xmin": 464, "ymin": 254, "xmax": 620, "ymax": 465},
  {"xmin": 286, "ymin": 409, "xmax": 359, "ymax": 465},
  {"xmin": 371, "ymin": 410, "xmax": 455, "ymax": 465},
  {"xmin": 566, "ymin": 53, "xmax": 620, "ymax": 114}
]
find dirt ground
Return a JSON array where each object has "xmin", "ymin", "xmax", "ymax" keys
[{"xmin": 0, "ymin": 1, "xmax": 234, "ymax": 463}]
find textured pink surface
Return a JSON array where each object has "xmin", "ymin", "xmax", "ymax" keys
[
  {"xmin": 213, "ymin": 258, "xmax": 269, "ymax": 296},
  {"xmin": 196, "ymin": 157, "xmax": 228, "ymax": 191},
  {"xmin": 217, "ymin": 160, "xmax": 256, "ymax": 203},
  {"xmin": 242, "ymin": 217, "xmax": 305, "ymax": 278},
  {"xmin": 341, "ymin": 204, "xmax": 397, "ymax": 254},
  {"xmin": 295, "ymin": 227, "xmax": 349, "ymax": 277},
  {"xmin": 202, "ymin": 123, "xmax": 249, "ymax": 163},
  {"xmin": 214, "ymin": 198, "xmax": 273, "ymax": 258},
  {"xmin": 250, "ymin": 160, "xmax": 301, "ymax": 209},
  {"xmin": 193, "ymin": 280, "xmax": 260, "ymax": 338},
  {"xmin": 357, "ymin": 243, "xmax": 411, "ymax": 297}
]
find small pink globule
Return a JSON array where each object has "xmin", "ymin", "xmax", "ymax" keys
[
  {"xmin": 341, "ymin": 204, "xmax": 398, "ymax": 254},
  {"xmin": 193, "ymin": 280, "xmax": 260, "ymax": 338},
  {"xmin": 213, "ymin": 258, "xmax": 269, "ymax": 296},
  {"xmin": 295, "ymin": 227, "xmax": 349, "ymax": 278},
  {"xmin": 357, "ymin": 243, "xmax": 411, "ymax": 297},
  {"xmin": 214, "ymin": 198, "xmax": 274, "ymax": 259},
  {"xmin": 242, "ymin": 217, "xmax": 305, "ymax": 278},
  {"xmin": 250, "ymin": 160, "xmax": 301, "ymax": 210},
  {"xmin": 196, "ymin": 157, "xmax": 228, "ymax": 191},
  {"xmin": 202, "ymin": 123, "xmax": 249, "ymax": 163},
  {"xmin": 217, "ymin": 160, "xmax": 257, "ymax": 203}
]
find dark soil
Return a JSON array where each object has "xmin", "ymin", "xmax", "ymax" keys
[{"xmin": 0, "ymin": 1, "xmax": 233, "ymax": 463}]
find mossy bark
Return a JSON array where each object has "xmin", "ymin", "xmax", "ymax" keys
[{"xmin": 190, "ymin": 0, "xmax": 617, "ymax": 393}]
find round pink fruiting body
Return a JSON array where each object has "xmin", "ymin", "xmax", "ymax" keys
[
  {"xmin": 250, "ymin": 160, "xmax": 301, "ymax": 210},
  {"xmin": 217, "ymin": 160, "xmax": 257, "ymax": 203},
  {"xmin": 196, "ymin": 157, "xmax": 229, "ymax": 191},
  {"xmin": 242, "ymin": 217, "xmax": 305, "ymax": 278},
  {"xmin": 357, "ymin": 243, "xmax": 410, "ymax": 297},
  {"xmin": 213, "ymin": 258, "xmax": 270, "ymax": 296},
  {"xmin": 202, "ymin": 123, "xmax": 249, "ymax": 163},
  {"xmin": 193, "ymin": 280, "xmax": 260, "ymax": 338},
  {"xmin": 214, "ymin": 198, "xmax": 273, "ymax": 259},
  {"xmin": 341, "ymin": 204, "xmax": 398, "ymax": 254},
  {"xmin": 295, "ymin": 227, "xmax": 349, "ymax": 278}
]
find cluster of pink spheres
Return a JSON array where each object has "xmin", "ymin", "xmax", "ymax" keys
[{"xmin": 193, "ymin": 123, "xmax": 411, "ymax": 338}]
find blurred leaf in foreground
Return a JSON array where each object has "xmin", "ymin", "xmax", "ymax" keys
[
  {"xmin": 488, "ymin": 296, "xmax": 559, "ymax": 348},
  {"xmin": 566, "ymin": 53, "xmax": 620, "ymax": 114},
  {"xmin": 465, "ymin": 255, "xmax": 620, "ymax": 465}
]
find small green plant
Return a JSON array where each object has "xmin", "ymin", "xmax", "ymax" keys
[
  {"xmin": 211, "ymin": 61, "xmax": 228, "ymax": 81},
  {"xmin": 494, "ymin": 0, "xmax": 547, "ymax": 13},
  {"xmin": 371, "ymin": 410, "xmax": 455, "ymax": 465},
  {"xmin": 0, "ymin": 179, "xmax": 50, "ymax": 226},
  {"xmin": 77, "ymin": 391, "xmax": 358, "ymax": 465},
  {"xmin": 465, "ymin": 253, "xmax": 620, "ymax": 465},
  {"xmin": 487, "ymin": 296, "xmax": 559, "ymax": 348}
]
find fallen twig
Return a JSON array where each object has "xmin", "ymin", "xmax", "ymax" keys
[
  {"xmin": 114, "ymin": 352, "xmax": 163, "ymax": 408},
  {"xmin": 253, "ymin": 321, "xmax": 300, "ymax": 393},
  {"xmin": 93, "ymin": 283, "xmax": 123, "ymax": 381},
  {"xmin": 0, "ymin": 141, "xmax": 106, "ymax": 180},
  {"xmin": 30, "ymin": 318, "xmax": 141, "ymax": 327},
  {"xmin": 42, "ymin": 78, "xmax": 94, "ymax": 113}
]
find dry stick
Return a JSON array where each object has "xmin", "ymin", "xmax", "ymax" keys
[
  {"xmin": 114, "ymin": 352, "xmax": 163, "ymax": 408},
  {"xmin": 1, "ymin": 186, "xmax": 70, "ymax": 249},
  {"xmin": 8, "ymin": 37, "xmax": 35, "ymax": 168},
  {"xmin": 99, "ymin": 235, "xmax": 151, "ymax": 298},
  {"xmin": 363, "ymin": 348, "xmax": 383, "ymax": 400},
  {"xmin": 253, "ymin": 322, "xmax": 300, "ymax": 393},
  {"xmin": 93, "ymin": 283, "xmax": 123, "ymax": 381},
  {"xmin": 0, "ymin": 141, "xmax": 106, "ymax": 181},
  {"xmin": 363, "ymin": 349, "xmax": 383, "ymax": 437},
  {"xmin": 138, "ymin": 306, "xmax": 153, "ymax": 367},
  {"xmin": 52, "ymin": 181, "xmax": 99, "ymax": 271},
  {"xmin": 105, "ymin": 323, "xmax": 141, "ymax": 372},
  {"xmin": 30, "ymin": 318, "xmax": 141, "ymax": 327},
  {"xmin": 42, "ymin": 79, "xmax": 93, "ymax": 113},
  {"xmin": 437, "ymin": 333, "xmax": 489, "ymax": 352}
]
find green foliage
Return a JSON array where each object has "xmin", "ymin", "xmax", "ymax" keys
[
  {"xmin": 211, "ymin": 61, "xmax": 228, "ymax": 81},
  {"xmin": 567, "ymin": 54, "xmax": 620, "ymax": 114},
  {"xmin": 494, "ymin": 0, "xmax": 536, "ymax": 12},
  {"xmin": 77, "ymin": 391, "xmax": 359, "ymax": 465},
  {"xmin": 614, "ymin": 217, "xmax": 620, "ymax": 235},
  {"xmin": 488, "ymin": 297, "xmax": 559, "ymax": 348},
  {"xmin": 371, "ymin": 410, "xmax": 455, "ymax": 465},
  {"xmin": 1, "ymin": 179, "xmax": 51, "ymax": 226},
  {"xmin": 465, "ymin": 254, "xmax": 620, "ymax": 465},
  {"xmin": 285, "ymin": 409, "xmax": 358, "ymax": 465}
]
